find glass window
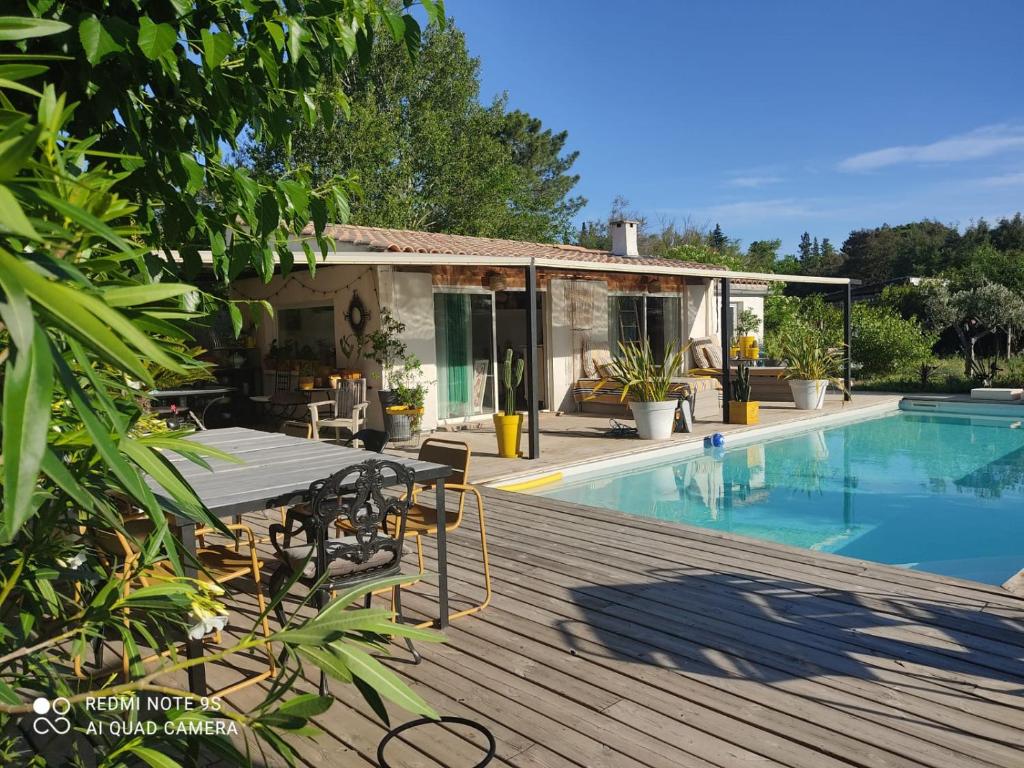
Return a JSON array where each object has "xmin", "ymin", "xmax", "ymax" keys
[
  {"xmin": 277, "ymin": 305, "xmax": 335, "ymax": 363},
  {"xmin": 434, "ymin": 293, "xmax": 496, "ymax": 420},
  {"xmin": 609, "ymin": 295, "xmax": 682, "ymax": 364},
  {"xmin": 646, "ymin": 296, "xmax": 682, "ymax": 361}
]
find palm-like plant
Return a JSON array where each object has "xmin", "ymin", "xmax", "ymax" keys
[
  {"xmin": 778, "ymin": 328, "xmax": 849, "ymax": 394},
  {"xmin": 593, "ymin": 340, "xmax": 688, "ymax": 403}
]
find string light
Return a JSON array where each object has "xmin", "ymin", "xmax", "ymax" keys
[{"xmin": 233, "ymin": 266, "xmax": 377, "ymax": 303}]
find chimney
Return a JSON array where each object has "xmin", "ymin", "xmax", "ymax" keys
[{"xmin": 610, "ymin": 218, "xmax": 639, "ymax": 257}]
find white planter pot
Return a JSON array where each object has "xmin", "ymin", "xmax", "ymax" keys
[
  {"xmin": 629, "ymin": 400, "xmax": 678, "ymax": 440},
  {"xmin": 789, "ymin": 379, "xmax": 828, "ymax": 410}
]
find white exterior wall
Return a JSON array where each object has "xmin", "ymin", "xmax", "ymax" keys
[
  {"xmin": 685, "ymin": 279, "xmax": 712, "ymax": 369},
  {"xmin": 381, "ymin": 268, "xmax": 440, "ymax": 432},
  {"xmin": 731, "ymin": 294, "xmax": 765, "ymax": 341}
]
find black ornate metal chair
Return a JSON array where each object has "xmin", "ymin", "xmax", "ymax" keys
[{"xmin": 267, "ymin": 459, "xmax": 420, "ymax": 694}]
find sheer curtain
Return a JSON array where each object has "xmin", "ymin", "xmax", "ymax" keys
[{"xmin": 434, "ymin": 293, "xmax": 471, "ymax": 419}]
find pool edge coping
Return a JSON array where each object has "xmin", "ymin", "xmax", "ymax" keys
[{"xmin": 485, "ymin": 397, "xmax": 901, "ymax": 489}]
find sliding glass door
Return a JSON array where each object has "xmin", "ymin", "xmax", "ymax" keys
[
  {"xmin": 434, "ymin": 292, "xmax": 496, "ymax": 420},
  {"xmin": 609, "ymin": 294, "xmax": 682, "ymax": 364}
]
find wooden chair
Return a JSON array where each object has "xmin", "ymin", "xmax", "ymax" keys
[
  {"xmin": 402, "ymin": 438, "xmax": 492, "ymax": 624},
  {"xmin": 79, "ymin": 514, "xmax": 275, "ymax": 697},
  {"xmin": 267, "ymin": 459, "xmax": 421, "ymax": 694},
  {"xmin": 307, "ymin": 379, "xmax": 369, "ymax": 442}
]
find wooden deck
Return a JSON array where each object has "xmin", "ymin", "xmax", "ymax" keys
[{"xmin": 213, "ymin": 488, "xmax": 1024, "ymax": 768}]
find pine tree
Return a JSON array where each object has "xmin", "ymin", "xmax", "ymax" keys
[
  {"xmin": 709, "ymin": 223, "xmax": 727, "ymax": 250},
  {"xmin": 798, "ymin": 232, "xmax": 812, "ymax": 262},
  {"xmin": 812, "ymin": 237, "xmax": 821, "ymax": 261},
  {"xmin": 821, "ymin": 237, "xmax": 836, "ymax": 265}
]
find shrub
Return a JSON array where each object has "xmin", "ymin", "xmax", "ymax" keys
[
  {"xmin": 765, "ymin": 295, "xmax": 937, "ymax": 379},
  {"xmin": 851, "ymin": 304, "xmax": 937, "ymax": 378}
]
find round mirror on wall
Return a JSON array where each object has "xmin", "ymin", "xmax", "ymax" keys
[{"xmin": 345, "ymin": 291, "xmax": 370, "ymax": 335}]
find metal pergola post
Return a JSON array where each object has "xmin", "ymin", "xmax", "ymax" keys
[
  {"xmin": 720, "ymin": 277, "xmax": 732, "ymax": 422},
  {"xmin": 842, "ymin": 282, "xmax": 852, "ymax": 400},
  {"xmin": 524, "ymin": 261, "xmax": 540, "ymax": 459}
]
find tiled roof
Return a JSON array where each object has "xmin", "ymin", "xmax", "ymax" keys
[{"xmin": 305, "ymin": 223, "xmax": 727, "ymax": 272}]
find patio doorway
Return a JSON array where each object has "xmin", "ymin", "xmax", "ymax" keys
[
  {"xmin": 433, "ymin": 292, "xmax": 497, "ymax": 421},
  {"xmin": 494, "ymin": 289, "xmax": 546, "ymax": 410}
]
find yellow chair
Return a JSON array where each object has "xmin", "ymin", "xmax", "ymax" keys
[
  {"xmin": 402, "ymin": 438, "xmax": 492, "ymax": 624},
  {"xmin": 79, "ymin": 513, "xmax": 275, "ymax": 697}
]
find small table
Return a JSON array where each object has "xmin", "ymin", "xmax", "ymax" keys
[
  {"xmin": 150, "ymin": 427, "xmax": 452, "ymax": 694},
  {"xmin": 149, "ymin": 387, "xmax": 235, "ymax": 429}
]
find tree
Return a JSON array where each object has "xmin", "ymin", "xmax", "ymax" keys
[
  {"xmin": 247, "ymin": 20, "xmax": 584, "ymax": 243},
  {"xmin": 746, "ymin": 239, "xmax": 782, "ymax": 271},
  {"xmin": 798, "ymin": 232, "xmax": 812, "ymax": 262},
  {"xmin": 0, "ymin": 5, "xmax": 443, "ymax": 764},
  {"xmin": 811, "ymin": 237, "xmax": 821, "ymax": 262},
  {"xmin": 13, "ymin": 0, "xmax": 435, "ymax": 282},
  {"xmin": 918, "ymin": 280, "xmax": 1024, "ymax": 375},
  {"xmin": 709, "ymin": 223, "xmax": 728, "ymax": 250},
  {"xmin": 838, "ymin": 221, "xmax": 959, "ymax": 283}
]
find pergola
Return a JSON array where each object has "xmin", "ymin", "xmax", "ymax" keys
[{"xmin": 198, "ymin": 248, "xmax": 853, "ymax": 460}]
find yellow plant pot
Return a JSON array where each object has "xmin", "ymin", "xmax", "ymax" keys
[
  {"xmin": 493, "ymin": 412, "xmax": 523, "ymax": 458},
  {"xmin": 728, "ymin": 401, "xmax": 759, "ymax": 425}
]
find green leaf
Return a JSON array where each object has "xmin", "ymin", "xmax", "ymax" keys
[
  {"xmin": 381, "ymin": 9, "xmax": 405, "ymax": 41},
  {"xmin": 119, "ymin": 438, "xmax": 209, "ymax": 523},
  {"xmin": 40, "ymin": 448, "xmax": 96, "ymax": 512},
  {"xmin": 0, "ymin": 185, "xmax": 39, "ymax": 239},
  {"xmin": 101, "ymin": 282, "xmax": 193, "ymax": 307},
  {"xmin": 0, "ymin": 678, "xmax": 20, "ymax": 705},
  {"xmin": 0, "ymin": 246, "xmax": 34, "ymax": 350},
  {"xmin": 137, "ymin": 17, "xmax": 177, "ymax": 61},
  {"xmin": 263, "ymin": 21, "xmax": 285, "ymax": 51},
  {"xmin": 78, "ymin": 15, "xmax": 123, "ymax": 65},
  {"xmin": 286, "ymin": 19, "xmax": 303, "ymax": 63},
  {"xmin": 278, "ymin": 179, "xmax": 308, "ymax": 219},
  {"xmin": 256, "ymin": 191, "xmax": 279, "ymax": 236},
  {"xmin": 200, "ymin": 29, "xmax": 233, "ymax": 70},
  {"xmin": 179, "ymin": 152, "xmax": 204, "ymax": 194},
  {"xmin": 295, "ymin": 646, "xmax": 353, "ymax": 684},
  {"xmin": 276, "ymin": 694, "xmax": 333, "ymax": 719},
  {"xmin": 402, "ymin": 15, "xmax": 421, "ymax": 56},
  {"xmin": 329, "ymin": 640, "xmax": 436, "ymax": 718},
  {"xmin": 130, "ymin": 745, "xmax": 182, "ymax": 768},
  {"xmin": 0, "ymin": 122, "xmax": 41, "ymax": 181},
  {"xmin": 0, "ymin": 16, "xmax": 69, "ymax": 41},
  {"xmin": 52, "ymin": 353, "xmax": 158, "ymax": 510},
  {"xmin": 226, "ymin": 301, "xmax": 243, "ymax": 338},
  {"xmin": 30, "ymin": 187, "xmax": 133, "ymax": 252},
  {"xmin": 0, "ymin": 63, "xmax": 47, "ymax": 82},
  {"xmin": 0, "ymin": 323, "xmax": 53, "ymax": 544}
]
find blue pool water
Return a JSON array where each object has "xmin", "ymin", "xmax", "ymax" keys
[{"xmin": 535, "ymin": 411, "xmax": 1024, "ymax": 585}]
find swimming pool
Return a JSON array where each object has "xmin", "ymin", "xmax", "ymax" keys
[{"xmin": 533, "ymin": 410, "xmax": 1024, "ymax": 586}]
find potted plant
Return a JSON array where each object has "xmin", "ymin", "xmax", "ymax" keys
[
  {"xmin": 778, "ymin": 328, "xmax": 848, "ymax": 410},
  {"xmin": 728, "ymin": 362, "xmax": 759, "ymax": 425},
  {"xmin": 365, "ymin": 307, "xmax": 410, "ymax": 409},
  {"xmin": 593, "ymin": 340, "xmax": 686, "ymax": 440},
  {"xmin": 387, "ymin": 356, "xmax": 428, "ymax": 439},
  {"xmin": 493, "ymin": 348, "xmax": 525, "ymax": 458},
  {"xmin": 734, "ymin": 308, "xmax": 760, "ymax": 360}
]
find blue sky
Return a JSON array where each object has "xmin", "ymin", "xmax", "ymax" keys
[{"xmin": 446, "ymin": 0, "xmax": 1024, "ymax": 253}]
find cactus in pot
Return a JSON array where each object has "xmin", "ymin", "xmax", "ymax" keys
[
  {"xmin": 502, "ymin": 347, "xmax": 525, "ymax": 416},
  {"xmin": 494, "ymin": 348, "xmax": 525, "ymax": 457}
]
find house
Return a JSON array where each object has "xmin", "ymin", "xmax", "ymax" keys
[{"xmin": 230, "ymin": 219, "xmax": 850, "ymax": 444}]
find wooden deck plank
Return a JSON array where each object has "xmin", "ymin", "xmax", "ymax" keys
[
  {"xmin": 407, "ymin": 545, "xmax": 1023, "ymax": 768},
  {"xmin": 189, "ymin": 485, "xmax": 1024, "ymax": 768},
  {"xmin": 442, "ymin": 507, "xmax": 1024, "ymax": 729},
  {"xmin": 468, "ymin": 507, "xmax": 1024, "ymax": 687},
  {"xmin": 491, "ymin": 492, "xmax": 1024, "ymax": 644}
]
